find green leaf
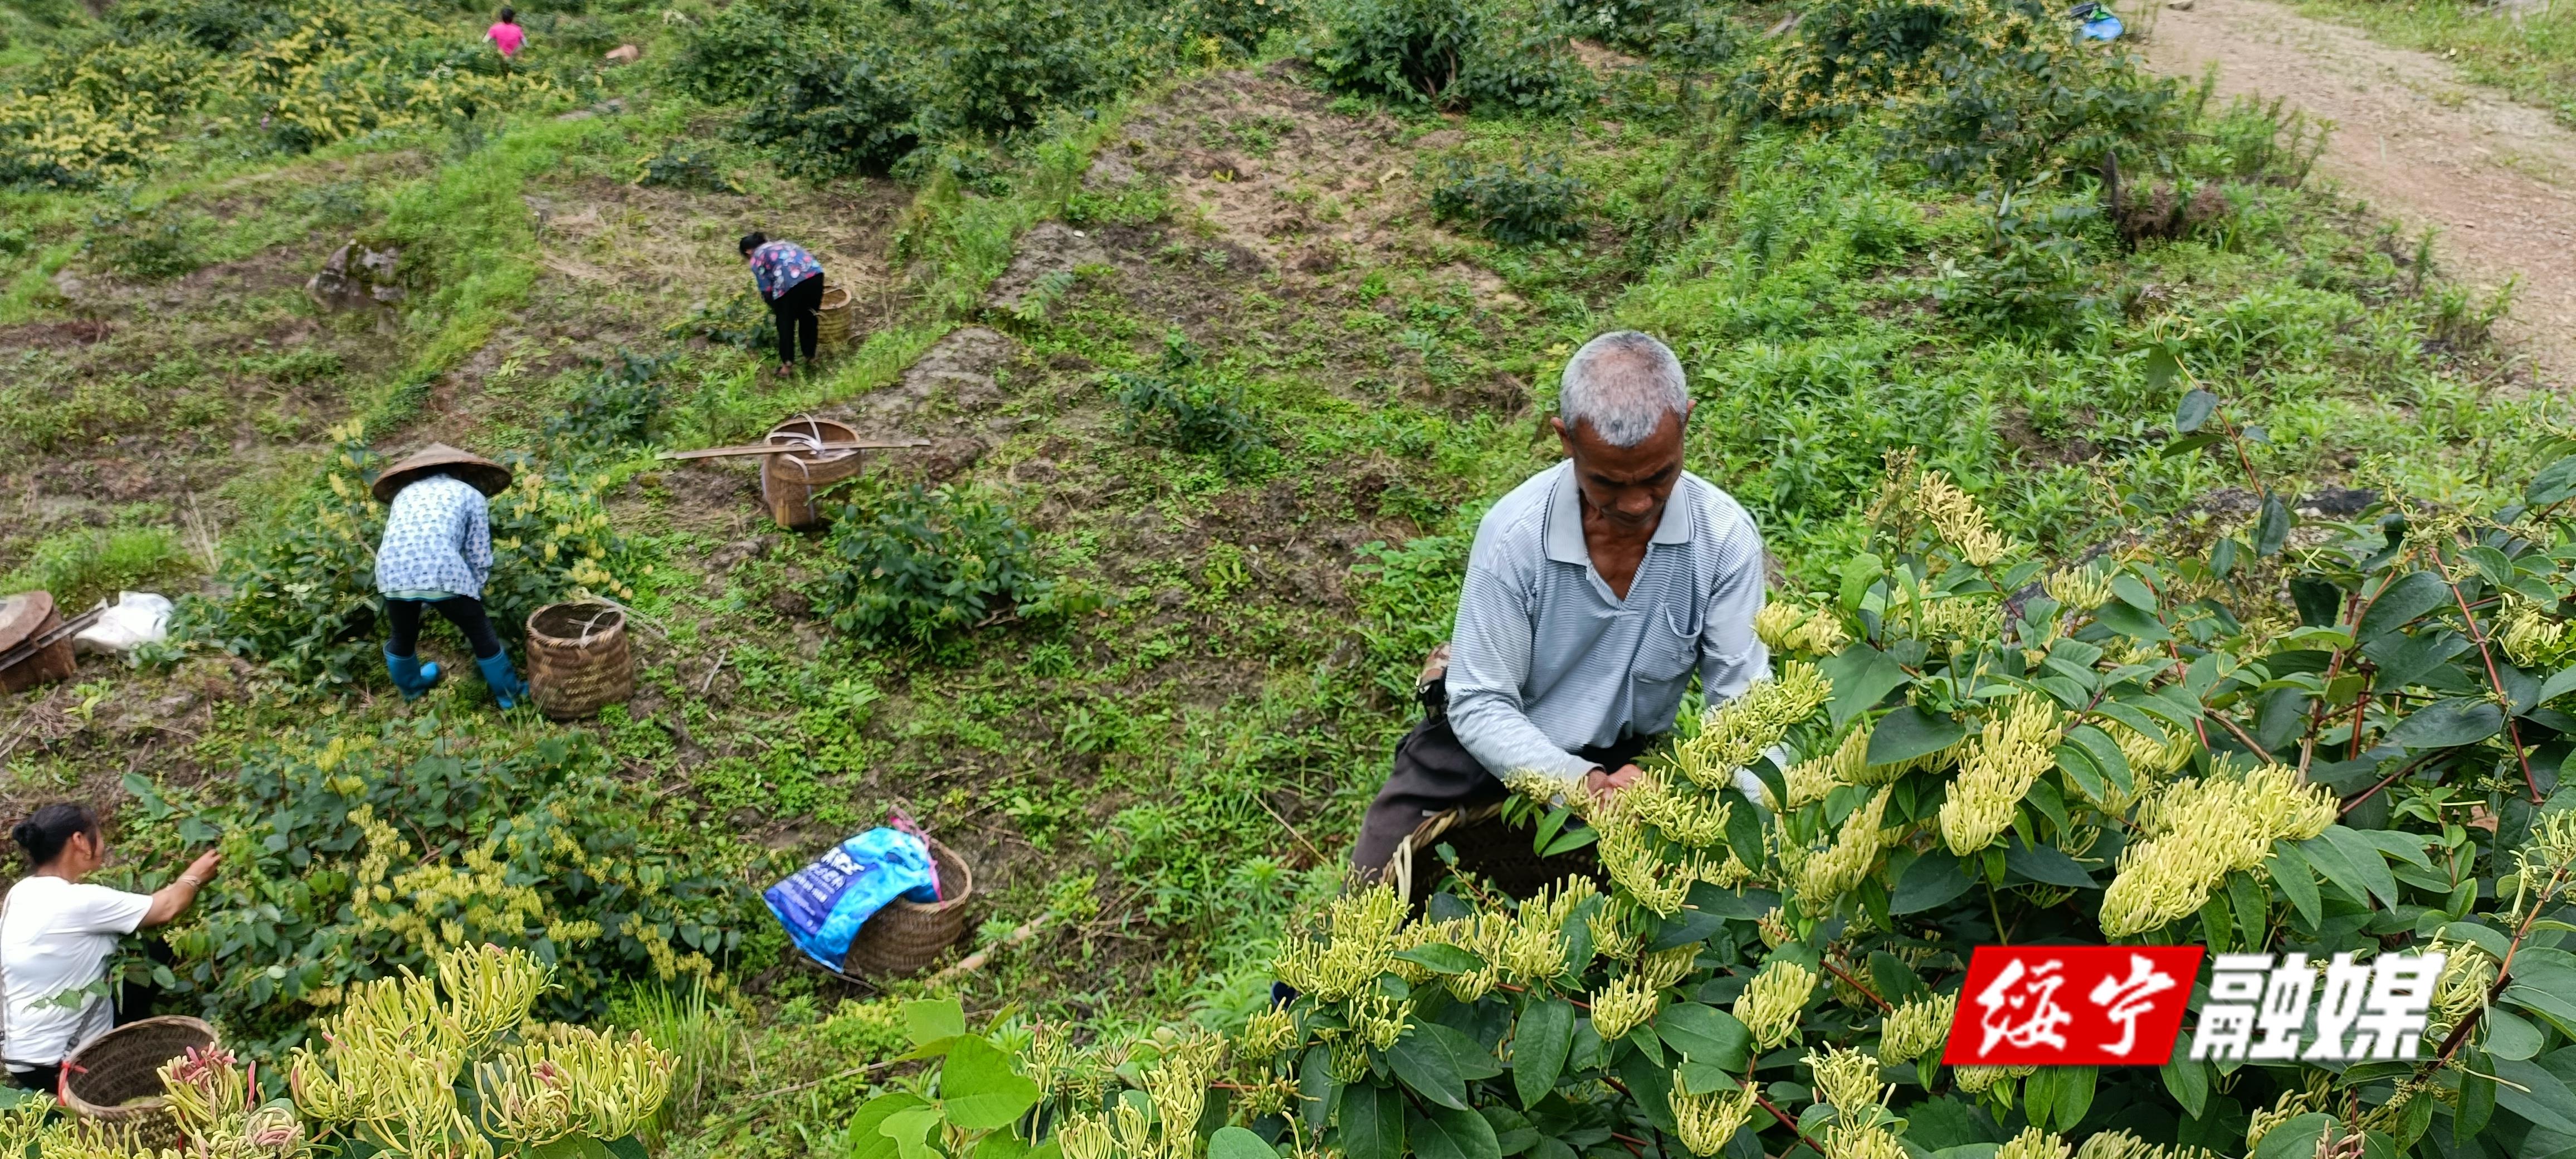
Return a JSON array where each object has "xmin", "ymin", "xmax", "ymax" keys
[
  {"xmin": 2315, "ymin": 826, "xmax": 2403, "ymax": 909},
  {"xmin": 1891, "ymin": 848, "xmax": 1975, "ymax": 914},
  {"xmin": 2065, "ymin": 724, "xmax": 2136, "ymax": 797},
  {"xmin": 941, "ymin": 1036, "xmax": 1041, "ymax": 1131},
  {"xmin": 2255, "ymin": 494, "xmax": 2292, "ymax": 557},
  {"xmin": 1340, "ymin": 1084, "xmax": 1406, "ymax": 1159},
  {"xmin": 2055, "ymin": 742, "xmax": 2107, "ymax": 805},
  {"xmin": 2494, "ymin": 1057, "xmax": 2576, "ymax": 1136},
  {"xmin": 1480, "ymin": 1106, "xmax": 1539, "ymax": 1157},
  {"xmin": 2357, "ymin": 571, "xmax": 2451, "ymax": 641},
  {"xmin": 2458, "ymin": 1061, "xmax": 2497, "ymax": 1143},
  {"xmin": 2173, "ymin": 386, "xmax": 2216, "ymax": 432},
  {"xmin": 2003, "ymin": 839, "xmax": 2097, "ymax": 889},
  {"xmin": 2248, "ymin": 1114, "xmax": 2334, "ymax": 1159},
  {"xmin": 1838, "ymin": 553, "xmax": 1884, "ymax": 615},
  {"xmin": 850, "ymin": 1094, "xmax": 931, "ymax": 1159},
  {"xmin": 1395, "ymin": 944, "xmax": 1486, "ymax": 975},
  {"xmin": 1866, "ymin": 705, "xmax": 1964, "ymax": 767},
  {"xmin": 2161, "ymin": 431, "xmax": 2222, "ymax": 459},
  {"xmin": 1723, "ymin": 798, "xmax": 1767, "ymax": 869},
  {"xmin": 2539, "ymin": 665, "xmax": 2576, "ymax": 707},
  {"xmin": 2505, "ymin": 983, "xmax": 2576, "ymax": 1040},
  {"xmin": 2266, "ymin": 842, "xmax": 2321, "ymax": 927},
  {"xmin": 2160, "ymin": 1050, "xmax": 2208, "ymax": 1119},
  {"xmin": 1407, "ymin": 1103, "xmax": 1504, "ymax": 1159},
  {"xmin": 2110, "ymin": 574, "xmax": 2159, "ymax": 613},
  {"xmin": 603, "ymin": 1139, "xmax": 649, "ymax": 1159},
  {"xmin": 974, "ymin": 1133, "xmax": 1030, "ymax": 1159},
  {"xmin": 2384, "ymin": 698, "xmax": 2506, "ymax": 749},
  {"xmin": 2488, "ymin": 1008, "xmax": 2546, "ymax": 1061},
  {"xmin": 882, "ymin": 1106, "xmax": 945, "ymax": 1159},
  {"xmin": 1654, "ymin": 1004, "xmax": 1750, "ymax": 1070},
  {"xmin": 1390, "ymin": 1023, "xmax": 1499, "ymax": 1111},
  {"xmin": 1821, "ymin": 645, "xmax": 1909, "ymax": 727},
  {"xmin": 2530, "ymin": 454, "xmax": 2576, "ymax": 508},
  {"xmin": 1510, "ymin": 1000, "xmax": 1571, "ymax": 1110},
  {"xmin": 2094, "ymin": 601, "xmax": 2171, "ymax": 642},
  {"xmin": 2026, "ymin": 1065, "xmax": 2095, "ymax": 1132},
  {"xmin": 905, "ymin": 998, "xmax": 967, "ymax": 1050},
  {"xmin": 1210, "ymin": 1127, "xmax": 1278, "ymax": 1159}
]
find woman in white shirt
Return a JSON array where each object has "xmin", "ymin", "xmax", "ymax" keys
[{"xmin": 1, "ymin": 804, "xmax": 219, "ymax": 1094}]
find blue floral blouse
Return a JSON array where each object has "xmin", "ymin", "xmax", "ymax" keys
[{"xmin": 374, "ymin": 474, "xmax": 494, "ymax": 601}]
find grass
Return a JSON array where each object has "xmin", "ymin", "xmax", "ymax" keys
[
  {"xmin": 1, "ymin": 524, "xmax": 199, "ymax": 612},
  {"xmin": 2294, "ymin": 0, "xmax": 2576, "ymax": 126}
]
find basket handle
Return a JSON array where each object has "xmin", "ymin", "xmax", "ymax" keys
[{"xmin": 886, "ymin": 808, "xmax": 943, "ymax": 903}]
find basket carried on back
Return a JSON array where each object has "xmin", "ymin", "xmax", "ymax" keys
[
  {"xmin": 58, "ymin": 1016, "xmax": 218, "ymax": 1150},
  {"xmin": 840, "ymin": 839, "xmax": 974, "ymax": 979},
  {"xmin": 525, "ymin": 601, "xmax": 634, "ymax": 720},
  {"xmin": 760, "ymin": 417, "xmax": 868, "ymax": 531},
  {"xmin": 1386, "ymin": 803, "xmax": 1604, "ymax": 909},
  {"xmin": 817, "ymin": 284, "xmax": 856, "ymax": 349}
]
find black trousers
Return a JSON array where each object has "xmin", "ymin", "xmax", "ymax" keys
[
  {"xmin": 1350, "ymin": 679, "xmax": 1657, "ymax": 882},
  {"xmin": 387, "ymin": 596, "xmax": 503, "ymax": 660},
  {"xmin": 769, "ymin": 274, "xmax": 823, "ymax": 366}
]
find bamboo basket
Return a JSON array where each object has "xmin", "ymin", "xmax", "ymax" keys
[
  {"xmin": 0, "ymin": 591, "xmax": 76, "ymax": 694},
  {"xmin": 840, "ymin": 839, "xmax": 974, "ymax": 978},
  {"xmin": 58, "ymin": 1016, "xmax": 218, "ymax": 1151},
  {"xmin": 760, "ymin": 417, "xmax": 867, "ymax": 530},
  {"xmin": 816, "ymin": 284, "xmax": 855, "ymax": 348},
  {"xmin": 525, "ymin": 601, "xmax": 634, "ymax": 720},
  {"xmin": 1387, "ymin": 804, "xmax": 1603, "ymax": 907}
]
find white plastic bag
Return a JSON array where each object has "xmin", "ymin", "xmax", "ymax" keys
[{"xmin": 72, "ymin": 592, "xmax": 173, "ymax": 655}]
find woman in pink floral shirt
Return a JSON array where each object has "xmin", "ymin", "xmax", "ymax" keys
[{"xmin": 740, "ymin": 232, "xmax": 827, "ymax": 377}]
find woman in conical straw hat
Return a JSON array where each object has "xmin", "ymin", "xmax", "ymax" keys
[{"xmin": 369, "ymin": 444, "xmax": 529, "ymax": 708}]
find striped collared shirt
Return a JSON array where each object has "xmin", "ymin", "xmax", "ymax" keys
[{"xmin": 1446, "ymin": 459, "xmax": 1770, "ymax": 785}]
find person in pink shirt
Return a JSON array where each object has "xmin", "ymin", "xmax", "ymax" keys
[{"xmin": 487, "ymin": 8, "xmax": 524, "ymax": 60}]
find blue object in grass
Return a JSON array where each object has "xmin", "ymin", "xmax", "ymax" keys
[
  {"xmin": 2080, "ymin": 11, "xmax": 2123, "ymax": 38},
  {"xmin": 764, "ymin": 828, "xmax": 941, "ymax": 970}
]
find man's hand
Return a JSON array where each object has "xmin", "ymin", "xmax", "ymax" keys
[{"xmin": 1584, "ymin": 763, "xmax": 1643, "ymax": 798}]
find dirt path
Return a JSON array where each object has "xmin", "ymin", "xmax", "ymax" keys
[{"xmin": 2141, "ymin": 0, "xmax": 2576, "ymax": 386}]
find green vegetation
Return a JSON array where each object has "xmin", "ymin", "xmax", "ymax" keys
[
  {"xmin": 816, "ymin": 480, "xmax": 1069, "ymax": 646},
  {"xmin": 1, "ymin": 524, "xmax": 198, "ymax": 613},
  {"xmin": 2, "ymin": 0, "xmax": 2571, "ymax": 1153},
  {"xmin": 2295, "ymin": 0, "xmax": 2576, "ymax": 127},
  {"xmin": 864, "ymin": 449, "xmax": 2576, "ymax": 1158}
]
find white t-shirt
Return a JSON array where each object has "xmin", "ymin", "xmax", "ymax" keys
[{"xmin": 0, "ymin": 876, "xmax": 150, "ymax": 1070}]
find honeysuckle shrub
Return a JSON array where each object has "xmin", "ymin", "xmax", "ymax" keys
[
  {"xmin": 0, "ymin": 0, "xmax": 583, "ymax": 188},
  {"xmin": 114, "ymin": 714, "xmax": 744, "ymax": 1057},
  {"xmin": 0, "ymin": 946, "xmax": 677, "ymax": 1158},
  {"xmin": 171, "ymin": 422, "xmax": 637, "ymax": 691},
  {"xmin": 844, "ymin": 425, "xmax": 2576, "ymax": 1158}
]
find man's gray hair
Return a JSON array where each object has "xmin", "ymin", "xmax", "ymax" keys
[{"xmin": 1559, "ymin": 331, "xmax": 1689, "ymax": 447}]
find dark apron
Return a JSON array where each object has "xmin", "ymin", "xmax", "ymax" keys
[{"xmin": 1350, "ymin": 676, "xmax": 1657, "ymax": 884}]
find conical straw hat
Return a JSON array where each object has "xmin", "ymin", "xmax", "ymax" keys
[{"xmin": 369, "ymin": 443, "xmax": 513, "ymax": 503}]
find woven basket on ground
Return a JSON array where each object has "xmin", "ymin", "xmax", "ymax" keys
[
  {"xmin": 841, "ymin": 838, "xmax": 974, "ymax": 979},
  {"xmin": 1387, "ymin": 804, "xmax": 1605, "ymax": 908},
  {"xmin": 760, "ymin": 417, "xmax": 867, "ymax": 531},
  {"xmin": 817, "ymin": 284, "xmax": 855, "ymax": 348},
  {"xmin": 0, "ymin": 591, "xmax": 76, "ymax": 694},
  {"xmin": 525, "ymin": 601, "xmax": 634, "ymax": 720},
  {"xmin": 59, "ymin": 1016, "xmax": 218, "ymax": 1151}
]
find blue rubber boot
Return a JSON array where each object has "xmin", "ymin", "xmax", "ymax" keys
[
  {"xmin": 475, "ymin": 651, "xmax": 530, "ymax": 709},
  {"xmin": 384, "ymin": 647, "xmax": 442, "ymax": 700}
]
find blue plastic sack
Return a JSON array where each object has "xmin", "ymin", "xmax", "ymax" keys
[
  {"xmin": 2080, "ymin": 12, "xmax": 2123, "ymax": 38},
  {"xmin": 763, "ymin": 828, "xmax": 940, "ymax": 970}
]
